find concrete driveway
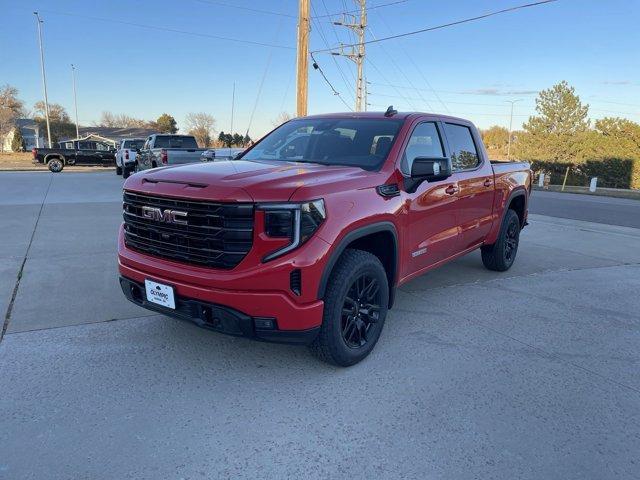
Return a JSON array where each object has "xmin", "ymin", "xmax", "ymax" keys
[{"xmin": 1, "ymin": 172, "xmax": 639, "ymax": 479}]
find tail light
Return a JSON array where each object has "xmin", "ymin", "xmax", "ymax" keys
[
  {"xmin": 32, "ymin": 148, "xmax": 37, "ymax": 159},
  {"xmin": 125, "ymin": 149, "xmax": 129, "ymax": 160},
  {"xmin": 160, "ymin": 149, "xmax": 168, "ymax": 164}
]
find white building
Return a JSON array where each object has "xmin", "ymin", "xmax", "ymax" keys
[{"xmin": 1, "ymin": 119, "xmax": 45, "ymax": 152}]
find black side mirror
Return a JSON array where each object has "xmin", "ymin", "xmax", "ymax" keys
[
  {"xmin": 135, "ymin": 148, "xmax": 141, "ymax": 154},
  {"xmin": 404, "ymin": 156, "xmax": 452, "ymax": 193},
  {"xmin": 411, "ymin": 156, "xmax": 452, "ymax": 182}
]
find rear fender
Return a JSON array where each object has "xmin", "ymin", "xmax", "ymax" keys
[{"xmin": 484, "ymin": 187, "xmax": 527, "ymax": 245}]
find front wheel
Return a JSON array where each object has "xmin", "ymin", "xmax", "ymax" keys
[
  {"xmin": 481, "ymin": 209, "xmax": 521, "ymax": 271},
  {"xmin": 310, "ymin": 249, "xmax": 389, "ymax": 367},
  {"xmin": 47, "ymin": 158, "xmax": 64, "ymax": 173}
]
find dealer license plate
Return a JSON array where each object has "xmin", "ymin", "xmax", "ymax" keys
[{"xmin": 144, "ymin": 279, "xmax": 176, "ymax": 309}]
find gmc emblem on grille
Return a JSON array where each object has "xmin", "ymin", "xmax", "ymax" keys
[{"xmin": 141, "ymin": 206, "xmax": 188, "ymax": 225}]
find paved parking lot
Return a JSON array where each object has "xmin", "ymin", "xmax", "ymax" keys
[{"xmin": 1, "ymin": 171, "xmax": 639, "ymax": 479}]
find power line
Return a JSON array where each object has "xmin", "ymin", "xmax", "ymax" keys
[
  {"xmin": 320, "ymin": 0, "xmax": 357, "ymax": 84},
  {"xmin": 366, "ymin": 57, "xmax": 419, "ymax": 110},
  {"xmin": 367, "ymin": 91, "xmax": 638, "ymax": 115},
  {"xmin": 193, "ymin": 0, "xmax": 296, "ymax": 18},
  {"xmin": 314, "ymin": 0, "xmax": 409, "ymax": 19},
  {"xmin": 310, "ymin": 53, "xmax": 354, "ymax": 111},
  {"xmin": 367, "ymin": 25, "xmax": 435, "ymax": 111},
  {"xmin": 193, "ymin": 0, "xmax": 408, "ymax": 21},
  {"xmin": 368, "ymin": 82, "xmax": 640, "ymax": 113},
  {"xmin": 39, "ymin": 9, "xmax": 294, "ymax": 50},
  {"xmin": 331, "ymin": 1, "xmax": 367, "ymax": 111},
  {"xmin": 374, "ymin": 9, "xmax": 450, "ymax": 113},
  {"xmin": 312, "ymin": 0, "xmax": 559, "ymax": 53},
  {"xmin": 311, "ymin": 2, "xmax": 356, "ymax": 102},
  {"xmin": 246, "ymin": 19, "xmax": 286, "ymax": 136}
]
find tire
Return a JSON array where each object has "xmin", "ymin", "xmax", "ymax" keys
[
  {"xmin": 47, "ymin": 158, "xmax": 64, "ymax": 173},
  {"xmin": 122, "ymin": 166, "xmax": 131, "ymax": 179},
  {"xmin": 481, "ymin": 209, "xmax": 521, "ymax": 272},
  {"xmin": 310, "ymin": 249, "xmax": 389, "ymax": 367},
  {"xmin": 116, "ymin": 165, "xmax": 122, "ymax": 175}
]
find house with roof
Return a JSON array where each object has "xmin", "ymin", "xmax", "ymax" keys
[
  {"xmin": 1, "ymin": 119, "xmax": 45, "ymax": 152},
  {"xmin": 60, "ymin": 126, "xmax": 158, "ymax": 147}
]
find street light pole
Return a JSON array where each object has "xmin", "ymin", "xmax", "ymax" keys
[
  {"xmin": 34, "ymin": 12, "xmax": 52, "ymax": 148},
  {"xmin": 71, "ymin": 64, "xmax": 80, "ymax": 139},
  {"xmin": 506, "ymin": 99, "xmax": 522, "ymax": 161},
  {"xmin": 230, "ymin": 81, "xmax": 235, "ymax": 134}
]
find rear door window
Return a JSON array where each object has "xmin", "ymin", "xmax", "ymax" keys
[{"xmin": 444, "ymin": 123, "xmax": 480, "ymax": 171}]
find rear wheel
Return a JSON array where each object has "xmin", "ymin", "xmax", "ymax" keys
[
  {"xmin": 310, "ymin": 249, "xmax": 388, "ymax": 367},
  {"xmin": 116, "ymin": 165, "xmax": 122, "ymax": 175},
  {"xmin": 47, "ymin": 158, "xmax": 64, "ymax": 173},
  {"xmin": 122, "ymin": 165, "xmax": 132, "ymax": 179},
  {"xmin": 481, "ymin": 209, "xmax": 521, "ymax": 271}
]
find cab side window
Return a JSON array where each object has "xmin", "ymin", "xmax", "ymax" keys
[
  {"xmin": 444, "ymin": 123, "xmax": 480, "ymax": 171},
  {"xmin": 400, "ymin": 122, "xmax": 444, "ymax": 175}
]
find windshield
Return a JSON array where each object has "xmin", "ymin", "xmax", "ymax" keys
[
  {"xmin": 154, "ymin": 136, "xmax": 198, "ymax": 149},
  {"xmin": 123, "ymin": 140, "xmax": 145, "ymax": 149},
  {"xmin": 241, "ymin": 118, "xmax": 402, "ymax": 170}
]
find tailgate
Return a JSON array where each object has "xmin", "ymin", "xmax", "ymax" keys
[{"xmin": 167, "ymin": 149, "xmax": 203, "ymax": 165}]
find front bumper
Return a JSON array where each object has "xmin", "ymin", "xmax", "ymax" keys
[{"xmin": 120, "ymin": 276, "xmax": 320, "ymax": 344}]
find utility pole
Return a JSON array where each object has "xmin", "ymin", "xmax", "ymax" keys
[
  {"xmin": 34, "ymin": 12, "xmax": 52, "ymax": 148},
  {"xmin": 230, "ymin": 81, "xmax": 235, "ymax": 134},
  {"xmin": 296, "ymin": 0, "xmax": 310, "ymax": 117},
  {"xmin": 71, "ymin": 64, "xmax": 80, "ymax": 139},
  {"xmin": 506, "ymin": 99, "xmax": 522, "ymax": 161},
  {"xmin": 332, "ymin": 0, "xmax": 367, "ymax": 111}
]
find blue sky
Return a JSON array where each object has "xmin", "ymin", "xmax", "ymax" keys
[{"xmin": 1, "ymin": 0, "xmax": 638, "ymax": 137}]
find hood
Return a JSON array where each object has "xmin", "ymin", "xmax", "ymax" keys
[{"xmin": 124, "ymin": 159, "xmax": 379, "ymax": 202}]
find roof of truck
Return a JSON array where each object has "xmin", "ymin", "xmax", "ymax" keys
[{"xmin": 301, "ymin": 111, "xmax": 471, "ymax": 124}]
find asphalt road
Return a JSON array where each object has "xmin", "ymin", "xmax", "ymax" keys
[
  {"xmin": 1, "ymin": 172, "xmax": 639, "ymax": 480},
  {"xmin": 529, "ymin": 190, "xmax": 640, "ymax": 228}
]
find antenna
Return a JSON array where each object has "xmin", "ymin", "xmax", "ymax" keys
[{"xmin": 384, "ymin": 105, "xmax": 397, "ymax": 117}]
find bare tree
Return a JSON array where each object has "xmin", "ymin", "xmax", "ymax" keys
[
  {"xmin": 96, "ymin": 111, "xmax": 149, "ymax": 128},
  {"xmin": 185, "ymin": 112, "xmax": 216, "ymax": 147},
  {"xmin": 0, "ymin": 84, "xmax": 25, "ymax": 152},
  {"xmin": 33, "ymin": 101, "xmax": 70, "ymax": 123},
  {"xmin": 271, "ymin": 111, "xmax": 293, "ymax": 127}
]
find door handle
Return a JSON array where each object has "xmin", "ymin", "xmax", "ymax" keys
[
  {"xmin": 445, "ymin": 185, "xmax": 458, "ymax": 195},
  {"xmin": 483, "ymin": 179, "xmax": 492, "ymax": 187}
]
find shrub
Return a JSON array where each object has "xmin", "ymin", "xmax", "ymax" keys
[{"xmin": 531, "ymin": 158, "xmax": 640, "ymax": 189}]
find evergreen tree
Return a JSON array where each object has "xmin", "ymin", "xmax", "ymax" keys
[
  {"xmin": 155, "ymin": 113, "xmax": 178, "ymax": 134},
  {"xmin": 516, "ymin": 81, "xmax": 590, "ymax": 162},
  {"xmin": 11, "ymin": 125, "xmax": 25, "ymax": 151}
]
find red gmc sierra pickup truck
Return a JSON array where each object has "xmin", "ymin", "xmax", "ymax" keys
[{"xmin": 118, "ymin": 109, "xmax": 532, "ymax": 366}]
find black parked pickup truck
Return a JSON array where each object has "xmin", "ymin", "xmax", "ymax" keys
[{"xmin": 32, "ymin": 139, "xmax": 116, "ymax": 172}]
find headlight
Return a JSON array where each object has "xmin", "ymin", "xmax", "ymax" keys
[{"xmin": 259, "ymin": 199, "xmax": 325, "ymax": 262}]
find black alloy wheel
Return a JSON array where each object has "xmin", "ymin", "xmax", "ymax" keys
[
  {"xmin": 310, "ymin": 249, "xmax": 389, "ymax": 366},
  {"xmin": 481, "ymin": 208, "xmax": 520, "ymax": 272},
  {"xmin": 341, "ymin": 274, "xmax": 382, "ymax": 348},
  {"xmin": 503, "ymin": 217, "xmax": 519, "ymax": 264}
]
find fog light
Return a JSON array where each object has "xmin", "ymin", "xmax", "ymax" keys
[{"xmin": 254, "ymin": 317, "xmax": 276, "ymax": 330}]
